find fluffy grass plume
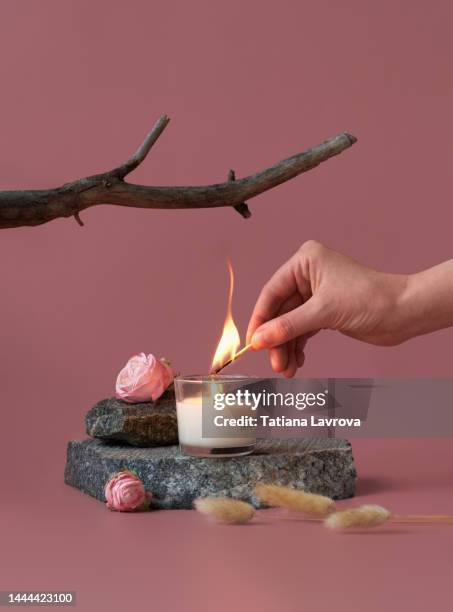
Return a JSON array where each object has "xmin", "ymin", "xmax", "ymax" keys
[
  {"xmin": 325, "ymin": 504, "xmax": 391, "ymax": 530},
  {"xmin": 254, "ymin": 483, "xmax": 335, "ymax": 517},
  {"xmin": 194, "ymin": 497, "xmax": 255, "ymax": 524}
]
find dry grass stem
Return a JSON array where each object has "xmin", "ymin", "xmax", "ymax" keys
[{"xmin": 391, "ymin": 515, "xmax": 453, "ymax": 524}]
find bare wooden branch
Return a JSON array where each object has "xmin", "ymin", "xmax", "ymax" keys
[
  {"xmin": 73, "ymin": 211, "xmax": 84, "ymax": 227},
  {"xmin": 0, "ymin": 115, "xmax": 356, "ymax": 229},
  {"xmin": 112, "ymin": 114, "xmax": 170, "ymax": 179},
  {"xmin": 228, "ymin": 169, "xmax": 251, "ymax": 219}
]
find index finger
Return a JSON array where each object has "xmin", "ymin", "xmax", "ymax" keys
[{"xmin": 246, "ymin": 255, "xmax": 299, "ymax": 343}]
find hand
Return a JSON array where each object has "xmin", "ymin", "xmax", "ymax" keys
[{"xmin": 247, "ymin": 240, "xmax": 411, "ymax": 377}]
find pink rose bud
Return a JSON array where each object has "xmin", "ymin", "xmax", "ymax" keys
[
  {"xmin": 105, "ymin": 471, "xmax": 150, "ymax": 512},
  {"xmin": 115, "ymin": 353, "xmax": 174, "ymax": 403}
]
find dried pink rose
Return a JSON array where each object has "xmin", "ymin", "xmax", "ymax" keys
[
  {"xmin": 104, "ymin": 471, "xmax": 151, "ymax": 512},
  {"xmin": 115, "ymin": 353, "xmax": 174, "ymax": 403}
]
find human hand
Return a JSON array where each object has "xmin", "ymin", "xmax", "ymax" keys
[{"xmin": 246, "ymin": 240, "xmax": 411, "ymax": 377}]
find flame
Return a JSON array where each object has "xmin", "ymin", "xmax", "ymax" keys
[{"xmin": 211, "ymin": 261, "xmax": 241, "ymax": 372}]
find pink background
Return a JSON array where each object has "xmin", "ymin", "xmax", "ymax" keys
[{"xmin": 1, "ymin": 1, "xmax": 452, "ymax": 610}]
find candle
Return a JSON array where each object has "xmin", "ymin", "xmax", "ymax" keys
[
  {"xmin": 176, "ymin": 262, "xmax": 256, "ymax": 457},
  {"xmin": 175, "ymin": 375, "xmax": 256, "ymax": 457}
]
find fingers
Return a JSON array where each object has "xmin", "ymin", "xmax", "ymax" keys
[
  {"xmin": 268, "ymin": 292, "xmax": 302, "ymax": 374},
  {"xmin": 246, "ymin": 255, "xmax": 300, "ymax": 344},
  {"xmin": 282, "ymin": 339, "xmax": 298, "ymax": 378},
  {"xmin": 296, "ymin": 335, "xmax": 307, "ymax": 368},
  {"xmin": 246, "ymin": 241, "xmax": 328, "ymax": 376},
  {"xmin": 247, "ymin": 241, "xmax": 329, "ymax": 344},
  {"xmin": 251, "ymin": 295, "xmax": 326, "ymax": 349},
  {"xmin": 295, "ymin": 331, "xmax": 318, "ymax": 366},
  {"xmin": 270, "ymin": 345, "xmax": 288, "ymax": 373},
  {"xmin": 271, "ymin": 336, "xmax": 308, "ymax": 377}
]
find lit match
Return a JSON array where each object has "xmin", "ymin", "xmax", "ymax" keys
[{"xmin": 211, "ymin": 343, "xmax": 253, "ymax": 375}]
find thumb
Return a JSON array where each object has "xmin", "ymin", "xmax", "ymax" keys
[{"xmin": 251, "ymin": 296, "xmax": 326, "ymax": 349}]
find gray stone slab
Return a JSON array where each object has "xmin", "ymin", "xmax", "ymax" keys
[
  {"xmin": 65, "ymin": 438, "xmax": 356, "ymax": 509},
  {"xmin": 85, "ymin": 389, "xmax": 177, "ymax": 447}
]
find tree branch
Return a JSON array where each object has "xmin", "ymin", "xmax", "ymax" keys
[
  {"xmin": 0, "ymin": 115, "xmax": 357, "ymax": 229},
  {"xmin": 228, "ymin": 169, "xmax": 251, "ymax": 219},
  {"xmin": 112, "ymin": 114, "xmax": 170, "ymax": 179}
]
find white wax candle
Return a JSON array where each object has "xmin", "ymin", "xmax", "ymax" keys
[{"xmin": 176, "ymin": 396, "xmax": 255, "ymax": 449}]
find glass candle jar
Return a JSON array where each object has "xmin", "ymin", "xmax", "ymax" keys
[{"xmin": 175, "ymin": 374, "xmax": 256, "ymax": 457}]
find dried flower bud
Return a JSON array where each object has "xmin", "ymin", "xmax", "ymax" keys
[
  {"xmin": 325, "ymin": 504, "xmax": 391, "ymax": 530},
  {"xmin": 255, "ymin": 483, "xmax": 335, "ymax": 517},
  {"xmin": 194, "ymin": 497, "xmax": 255, "ymax": 524}
]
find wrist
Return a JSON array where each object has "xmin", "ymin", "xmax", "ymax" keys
[
  {"xmin": 396, "ymin": 272, "xmax": 422, "ymax": 341},
  {"xmin": 377, "ymin": 272, "xmax": 415, "ymax": 344},
  {"xmin": 398, "ymin": 261, "xmax": 453, "ymax": 340}
]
